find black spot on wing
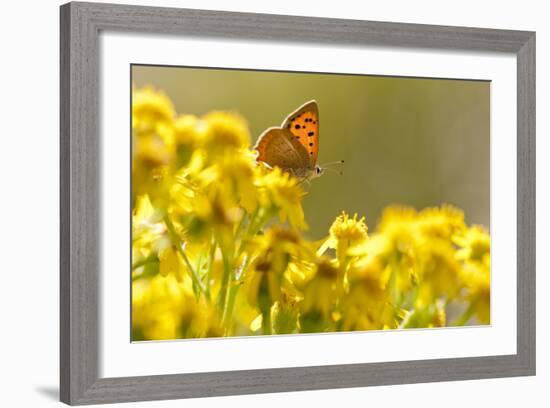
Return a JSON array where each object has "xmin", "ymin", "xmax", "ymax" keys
[{"xmin": 308, "ymin": 132, "xmax": 314, "ymax": 137}]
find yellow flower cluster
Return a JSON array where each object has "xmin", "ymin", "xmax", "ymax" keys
[{"xmin": 131, "ymin": 86, "xmax": 491, "ymax": 340}]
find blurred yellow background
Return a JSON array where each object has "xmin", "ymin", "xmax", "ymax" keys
[{"xmin": 132, "ymin": 65, "xmax": 489, "ymax": 240}]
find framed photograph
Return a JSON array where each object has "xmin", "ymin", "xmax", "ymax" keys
[{"xmin": 60, "ymin": 1, "xmax": 535, "ymax": 405}]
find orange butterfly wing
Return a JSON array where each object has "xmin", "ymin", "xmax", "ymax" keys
[
  {"xmin": 281, "ymin": 100, "xmax": 319, "ymax": 166},
  {"xmin": 254, "ymin": 127, "xmax": 310, "ymax": 170}
]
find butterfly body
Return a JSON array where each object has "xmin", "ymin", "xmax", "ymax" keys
[{"xmin": 254, "ymin": 100, "xmax": 324, "ymax": 182}]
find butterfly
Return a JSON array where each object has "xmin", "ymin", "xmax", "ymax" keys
[{"xmin": 254, "ymin": 100, "xmax": 329, "ymax": 182}]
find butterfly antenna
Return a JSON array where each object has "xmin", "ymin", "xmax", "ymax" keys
[
  {"xmin": 323, "ymin": 167, "xmax": 344, "ymax": 176},
  {"xmin": 320, "ymin": 159, "xmax": 345, "ymax": 167},
  {"xmin": 321, "ymin": 159, "xmax": 345, "ymax": 176}
]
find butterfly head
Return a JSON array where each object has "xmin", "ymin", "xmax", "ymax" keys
[
  {"xmin": 303, "ymin": 162, "xmax": 342, "ymax": 182},
  {"xmin": 314, "ymin": 165, "xmax": 325, "ymax": 178},
  {"xmin": 315, "ymin": 160, "xmax": 345, "ymax": 178}
]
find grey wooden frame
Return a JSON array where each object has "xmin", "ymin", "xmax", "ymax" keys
[{"xmin": 60, "ymin": 1, "xmax": 536, "ymax": 405}]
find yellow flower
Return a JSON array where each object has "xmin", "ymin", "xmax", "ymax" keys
[
  {"xmin": 195, "ymin": 192, "xmax": 241, "ymax": 228},
  {"xmin": 132, "ymin": 273, "xmax": 223, "ymax": 340},
  {"xmin": 132, "ymin": 86, "xmax": 178, "ymax": 206},
  {"xmin": 243, "ymin": 235, "xmax": 301, "ymax": 335},
  {"xmin": 461, "ymin": 254, "xmax": 490, "ymax": 324},
  {"xmin": 340, "ymin": 253, "xmax": 396, "ymax": 331},
  {"xmin": 133, "ymin": 194, "xmax": 160, "ymax": 236},
  {"xmin": 132, "ymin": 195, "xmax": 169, "ymax": 273},
  {"xmin": 321, "ymin": 211, "xmax": 369, "ymax": 257},
  {"xmin": 245, "ymin": 259, "xmax": 281, "ymax": 310},
  {"xmin": 330, "ymin": 211, "xmax": 368, "ymax": 244},
  {"xmin": 340, "ymin": 282, "xmax": 396, "ymax": 332},
  {"xmin": 348, "ymin": 245, "xmax": 389, "ymax": 285},
  {"xmin": 377, "ymin": 206, "xmax": 419, "ymax": 254},
  {"xmin": 415, "ymin": 239, "xmax": 463, "ymax": 306},
  {"xmin": 374, "ymin": 206, "xmax": 422, "ymax": 295},
  {"xmin": 170, "ymin": 152, "xmax": 239, "ymax": 233},
  {"xmin": 454, "ymin": 225, "xmax": 490, "ymax": 262},
  {"xmin": 272, "ymin": 292, "xmax": 300, "ymax": 334},
  {"xmin": 132, "ymin": 86, "xmax": 175, "ymax": 135},
  {"xmin": 132, "ymin": 274, "xmax": 188, "ymax": 340},
  {"xmin": 158, "ymin": 246, "xmax": 185, "ymax": 281},
  {"xmin": 169, "ymin": 151, "xmax": 206, "ymax": 216},
  {"xmin": 416, "ymin": 205, "xmax": 465, "ymax": 240},
  {"xmin": 133, "ymin": 135, "xmax": 175, "ymax": 168},
  {"xmin": 201, "ymin": 111, "xmax": 251, "ymax": 156},
  {"xmin": 132, "ymin": 87, "xmax": 176, "ymax": 166},
  {"xmin": 257, "ymin": 166, "xmax": 307, "ymax": 230},
  {"xmin": 173, "ymin": 114, "xmax": 204, "ymax": 167},
  {"xmin": 174, "ymin": 114, "xmax": 202, "ymax": 146},
  {"xmin": 284, "ymin": 257, "xmax": 317, "ymax": 291},
  {"xmin": 244, "ymin": 227, "xmax": 309, "ymax": 308},
  {"xmin": 299, "ymin": 257, "xmax": 339, "ymax": 332},
  {"xmin": 456, "ymin": 226, "xmax": 491, "ymax": 323},
  {"xmin": 214, "ymin": 152, "xmax": 258, "ymax": 214},
  {"xmin": 319, "ymin": 212, "xmax": 369, "ymax": 296},
  {"xmin": 170, "ymin": 148, "xmax": 257, "ymax": 233}
]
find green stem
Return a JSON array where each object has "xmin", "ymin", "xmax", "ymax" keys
[
  {"xmin": 164, "ymin": 215, "xmax": 207, "ymax": 295},
  {"xmin": 195, "ymin": 245, "xmax": 210, "ymax": 302},
  {"xmin": 222, "ymin": 255, "xmax": 251, "ymax": 328},
  {"xmin": 261, "ymin": 305, "xmax": 272, "ymax": 335},
  {"xmin": 235, "ymin": 208, "xmax": 258, "ymax": 258},
  {"xmin": 246, "ymin": 207, "xmax": 260, "ymax": 235},
  {"xmin": 234, "ymin": 212, "xmax": 247, "ymax": 242},
  {"xmin": 246, "ymin": 207, "xmax": 275, "ymax": 240},
  {"xmin": 218, "ymin": 245, "xmax": 238, "ymax": 336},
  {"xmin": 220, "ymin": 212, "xmax": 248, "ymax": 325},
  {"xmin": 217, "ymin": 236, "xmax": 232, "ymax": 313},
  {"xmin": 205, "ymin": 236, "xmax": 216, "ymax": 299},
  {"xmin": 223, "ymin": 282, "xmax": 239, "ymax": 328}
]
